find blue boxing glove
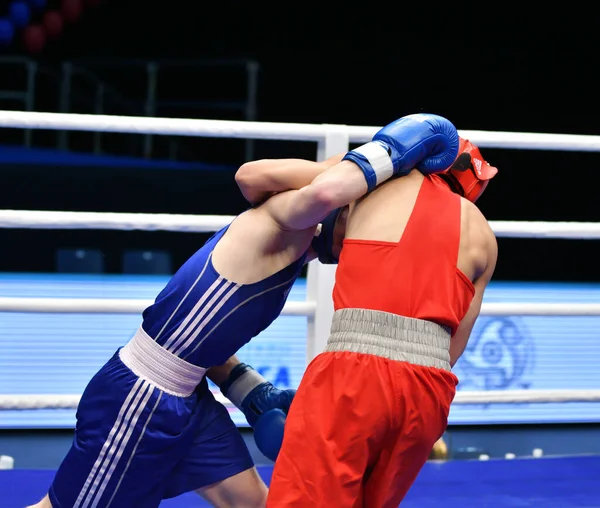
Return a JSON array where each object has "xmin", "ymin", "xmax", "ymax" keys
[
  {"xmin": 342, "ymin": 113, "xmax": 459, "ymax": 192},
  {"xmin": 220, "ymin": 363, "xmax": 295, "ymax": 461},
  {"xmin": 253, "ymin": 409, "xmax": 287, "ymax": 462}
]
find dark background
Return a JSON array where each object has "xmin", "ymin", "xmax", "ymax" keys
[{"xmin": 1, "ymin": 1, "xmax": 600, "ymax": 280}]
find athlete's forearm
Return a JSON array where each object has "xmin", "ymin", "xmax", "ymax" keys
[
  {"xmin": 206, "ymin": 355, "xmax": 242, "ymax": 387},
  {"xmin": 308, "ymin": 160, "xmax": 372, "ymax": 210},
  {"xmin": 234, "ymin": 154, "xmax": 344, "ymax": 205},
  {"xmin": 266, "ymin": 160, "xmax": 370, "ymax": 231}
]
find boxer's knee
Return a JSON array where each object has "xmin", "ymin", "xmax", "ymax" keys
[{"xmin": 26, "ymin": 493, "xmax": 53, "ymax": 508}]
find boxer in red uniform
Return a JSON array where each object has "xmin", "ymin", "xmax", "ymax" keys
[{"xmin": 266, "ymin": 137, "xmax": 499, "ymax": 507}]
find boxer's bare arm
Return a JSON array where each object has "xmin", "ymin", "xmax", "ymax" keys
[
  {"xmin": 206, "ymin": 355, "xmax": 241, "ymax": 387},
  {"xmin": 449, "ymin": 223, "xmax": 498, "ymax": 367},
  {"xmin": 235, "ymin": 154, "xmax": 344, "ymax": 205},
  {"xmin": 264, "ymin": 160, "xmax": 369, "ymax": 231}
]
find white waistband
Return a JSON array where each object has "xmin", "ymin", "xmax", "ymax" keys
[{"xmin": 119, "ymin": 327, "xmax": 207, "ymax": 397}]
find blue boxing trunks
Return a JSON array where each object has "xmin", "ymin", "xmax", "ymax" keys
[{"xmin": 48, "ymin": 328, "xmax": 253, "ymax": 508}]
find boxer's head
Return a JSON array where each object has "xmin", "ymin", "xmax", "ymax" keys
[
  {"xmin": 435, "ymin": 138, "xmax": 498, "ymax": 202},
  {"xmin": 309, "ymin": 205, "xmax": 349, "ymax": 264}
]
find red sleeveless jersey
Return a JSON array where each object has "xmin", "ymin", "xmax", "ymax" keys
[{"xmin": 333, "ymin": 175, "xmax": 475, "ymax": 335}]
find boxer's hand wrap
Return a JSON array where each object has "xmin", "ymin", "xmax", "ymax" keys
[
  {"xmin": 342, "ymin": 113, "xmax": 460, "ymax": 191},
  {"xmin": 220, "ymin": 363, "xmax": 295, "ymax": 460},
  {"xmin": 221, "ymin": 363, "xmax": 295, "ymax": 427}
]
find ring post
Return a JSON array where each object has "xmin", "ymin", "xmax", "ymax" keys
[{"xmin": 306, "ymin": 126, "xmax": 350, "ymax": 364}]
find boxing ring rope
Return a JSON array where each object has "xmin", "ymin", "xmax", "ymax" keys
[
  {"xmin": 0, "ymin": 297, "xmax": 316, "ymax": 315},
  {"xmin": 4, "ymin": 298, "xmax": 600, "ymax": 316},
  {"xmin": 4, "ymin": 209, "xmax": 600, "ymax": 239},
  {"xmin": 2, "ymin": 110, "xmax": 600, "ymax": 410},
  {"xmin": 4, "ymin": 389, "xmax": 600, "ymax": 411},
  {"xmin": 2, "ymin": 110, "xmax": 600, "ymax": 151}
]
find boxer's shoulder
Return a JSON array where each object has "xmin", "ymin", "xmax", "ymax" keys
[
  {"xmin": 460, "ymin": 197, "xmax": 493, "ymax": 233},
  {"xmin": 211, "ymin": 200, "xmax": 312, "ymax": 284},
  {"xmin": 459, "ymin": 197, "xmax": 497, "ymax": 267},
  {"xmin": 212, "ymin": 208, "xmax": 275, "ymax": 263}
]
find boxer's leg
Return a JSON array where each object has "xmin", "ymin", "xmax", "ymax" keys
[
  {"xmin": 45, "ymin": 351, "xmax": 199, "ymax": 508},
  {"xmin": 363, "ymin": 364, "xmax": 457, "ymax": 508},
  {"xmin": 164, "ymin": 380, "xmax": 266, "ymax": 508},
  {"xmin": 198, "ymin": 468, "xmax": 267, "ymax": 508},
  {"xmin": 26, "ymin": 494, "xmax": 51, "ymax": 508},
  {"xmin": 267, "ymin": 352, "xmax": 391, "ymax": 508}
]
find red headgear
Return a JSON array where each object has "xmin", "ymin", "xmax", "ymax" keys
[{"xmin": 437, "ymin": 137, "xmax": 498, "ymax": 202}]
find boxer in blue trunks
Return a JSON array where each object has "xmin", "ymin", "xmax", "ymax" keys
[{"xmin": 28, "ymin": 114, "xmax": 459, "ymax": 508}]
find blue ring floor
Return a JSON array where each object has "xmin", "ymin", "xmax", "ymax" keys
[{"xmin": 2, "ymin": 455, "xmax": 600, "ymax": 507}]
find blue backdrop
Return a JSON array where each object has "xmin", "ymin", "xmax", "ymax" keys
[{"xmin": 1, "ymin": 273, "xmax": 599, "ymax": 428}]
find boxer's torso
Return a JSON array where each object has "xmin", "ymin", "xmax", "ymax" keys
[
  {"xmin": 141, "ymin": 205, "xmax": 311, "ymax": 367},
  {"xmin": 333, "ymin": 171, "xmax": 488, "ymax": 335}
]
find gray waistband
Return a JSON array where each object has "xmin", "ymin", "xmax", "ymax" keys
[{"xmin": 325, "ymin": 308, "xmax": 452, "ymax": 371}]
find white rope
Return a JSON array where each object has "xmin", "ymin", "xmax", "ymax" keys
[
  {"xmin": 482, "ymin": 303, "xmax": 600, "ymax": 316},
  {"xmin": 0, "ymin": 210, "xmax": 235, "ymax": 232},
  {"xmin": 490, "ymin": 221, "xmax": 600, "ymax": 239},
  {"xmin": 0, "ymin": 393, "xmax": 230, "ymax": 410},
  {"xmin": 2, "ymin": 110, "xmax": 600, "ymax": 151},
  {"xmin": 0, "ymin": 299, "xmax": 599, "ymax": 316},
  {"xmin": 0, "ymin": 297, "xmax": 315, "ymax": 316},
  {"xmin": 3, "ymin": 210, "xmax": 600, "ymax": 239},
  {"xmin": 2, "ymin": 300, "xmax": 600, "ymax": 316},
  {"xmin": 0, "ymin": 111, "xmax": 334, "ymax": 141},
  {"xmin": 453, "ymin": 390, "xmax": 600, "ymax": 404},
  {"xmin": 3, "ymin": 389, "xmax": 600, "ymax": 410},
  {"xmin": 456, "ymin": 129, "xmax": 600, "ymax": 152}
]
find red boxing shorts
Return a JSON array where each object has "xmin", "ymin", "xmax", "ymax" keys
[{"xmin": 267, "ymin": 309, "xmax": 458, "ymax": 508}]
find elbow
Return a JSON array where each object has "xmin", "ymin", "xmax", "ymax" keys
[
  {"xmin": 234, "ymin": 162, "xmax": 255, "ymax": 189},
  {"xmin": 235, "ymin": 161, "xmax": 264, "ymax": 202}
]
